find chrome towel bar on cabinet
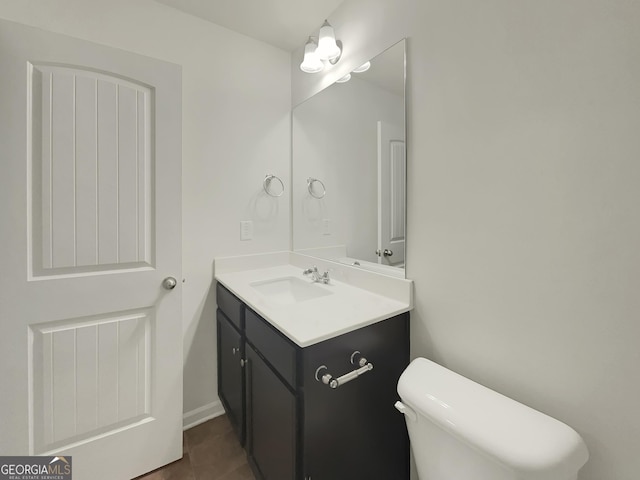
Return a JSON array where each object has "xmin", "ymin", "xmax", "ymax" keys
[{"xmin": 314, "ymin": 351, "xmax": 373, "ymax": 389}]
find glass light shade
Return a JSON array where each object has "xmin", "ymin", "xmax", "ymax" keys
[
  {"xmin": 353, "ymin": 61, "xmax": 371, "ymax": 73},
  {"xmin": 335, "ymin": 73, "xmax": 351, "ymax": 83},
  {"xmin": 316, "ymin": 20, "xmax": 341, "ymax": 61},
  {"xmin": 300, "ymin": 39, "xmax": 324, "ymax": 73}
]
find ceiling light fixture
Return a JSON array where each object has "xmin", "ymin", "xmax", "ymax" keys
[
  {"xmin": 352, "ymin": 61, "xmax": 371, "ymax": 73},
  {"xmin": 335, "ymin": 73, "xmax": 351, "ymax": 83},
  {"xmin": 316, "ymin": 20, "xmax": 341, "ymax": 61},
  {"xmin": 299, "ymin": 37, "xmax": 324, "ymax": 74},
  {"xmin": 300, "ymin": 20, "xmax": 342, "ymax": 74}
]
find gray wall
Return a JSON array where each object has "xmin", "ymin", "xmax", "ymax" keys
[{"xmin": 292, "ymin": 1, "xmax": 640, "ymax": 478}]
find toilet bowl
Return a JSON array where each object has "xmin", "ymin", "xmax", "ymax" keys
[{"xmin": 396, "ymin": 358, "xmax": 588, "ymax": 480}]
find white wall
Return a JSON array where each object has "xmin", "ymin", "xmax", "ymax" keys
[
  {"xmin": 293, "ymin": 1, "xmax": 640, "ymax": 479},
  {"xmin": 0, "ymin": 0, "xmax": 291, "ymax": 423},
  {"xmin": 292, "ymin": 76, "xmax": 403, "ymax": 262}
]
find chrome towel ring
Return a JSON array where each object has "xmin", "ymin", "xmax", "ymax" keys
[
  {"xmin": 307, "ymin": 177, "xmax": 326, "ymax": 199},
  {"xmin": 263, "ymin": 174, "xmax": 284, "ymax": 197}
]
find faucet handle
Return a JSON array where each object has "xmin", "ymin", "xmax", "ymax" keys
[
  {"xmin": 320, "ymin": 270, "xmax": 331, "ymax": 284},
  {"xmin": 303, "ymin": 266, "xmax": 318, "ymax": 276}
]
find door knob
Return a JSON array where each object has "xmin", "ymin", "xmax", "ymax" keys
[
  {"xmin": 383, "ymin": 249, "xmax": 393, "ymax": 257},
  {"xmin": 162, "ymin": 277, "xmax": 177, "ymax": 290}
]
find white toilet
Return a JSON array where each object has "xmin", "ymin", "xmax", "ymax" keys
[{"xmin": 396, "ymin": 358, "xmax": 589, "ymax": 480}]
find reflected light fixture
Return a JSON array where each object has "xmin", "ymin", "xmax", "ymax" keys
[
  {"xmin": 336, "ymin": 73, "xmax": 351, "ymax": 83},
  {"xmin": 352, "ymin": 61, "xmax": 371, "ymax": 73},
  {"xmin": 299, "ymin": 37, "xmax": 324, "ymax": 73},
  {"xmin": 316, "ymin": 20, "xmax": 341, "ymax": 61}
]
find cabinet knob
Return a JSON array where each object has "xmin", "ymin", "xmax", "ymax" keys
[{"xmin": 232, "ymin": 347, "xmax": 239, "ymax": 355}]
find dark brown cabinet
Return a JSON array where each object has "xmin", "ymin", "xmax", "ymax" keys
[{"xmin": 216, "ymin": 282, "xmax": 410, "ymax": 480}]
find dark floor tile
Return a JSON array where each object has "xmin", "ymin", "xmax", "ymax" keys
[
  {"xmin": 136, "ymin": 415, "xmax": 248, "ymax": 480},
  {"xmin": 189, "ymin": 430, "xmax": 244, "ymax": 468},
  {"xmin": 162, "ymin": 454, "xmax": 195, "ymax": 480},
  {"xmin": 192, "ymin": 458, "xmax": 253, "ymax": 480},
  {"xmin": 185, "ymin": 416, "xmax": 233, "ymax": 451},
  {"xmin": 134, "ymin": 470, "xmax": 164, "ymax": 480},
  {"xmin": 134, "ymin": 454, "xmax": 194, "ymax": 480},
  {"xmin": 216, "ymin": 463, "xmax": 256, "ymax": 480}
]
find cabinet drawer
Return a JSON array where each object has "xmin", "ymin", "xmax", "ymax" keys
[
  {"xmin": 245, "ymin": 308, "xmax": 296, "ymax": 388},
  {"xmin": 216, "ymin": 283, "xmax": 243, "ymax": 330}
]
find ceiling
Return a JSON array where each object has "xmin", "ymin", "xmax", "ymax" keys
[{"xmin": 154, "ymin": 0, "xmax": 346, "ymax": 52}]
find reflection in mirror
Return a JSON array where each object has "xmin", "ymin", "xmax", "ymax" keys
[{"xmin": 292, "ymin": 39, "xmax": 406, "ymax": 277}]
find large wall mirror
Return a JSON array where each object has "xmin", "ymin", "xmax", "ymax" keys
[{"xmin": 292, "ymin": 39, "xmax": 406, "ymax": 277}]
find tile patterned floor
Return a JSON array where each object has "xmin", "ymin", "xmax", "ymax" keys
[{"xmin": 135, "ymin": 415, "xmax": 255, "ymax": 480}]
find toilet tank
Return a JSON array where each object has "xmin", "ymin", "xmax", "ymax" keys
[{"xmin": 397, "ymin": 358, "xmax": 588, "ymax": 480}]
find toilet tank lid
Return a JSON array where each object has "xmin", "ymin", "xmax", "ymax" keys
[{"xmin": 397, "ymin": 358, "xmax": 589, "ymax": 477}]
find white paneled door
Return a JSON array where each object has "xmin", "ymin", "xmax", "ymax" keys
[
  {"xmin": 0, "ymin": 20, "xmax": 183, "ymax": 479},
  {"xmin": 378, "ymin": 121, "xmax": 406, "ymax": 266}
]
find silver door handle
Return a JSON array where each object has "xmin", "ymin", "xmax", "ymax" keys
[
  {"xmin": 383, "ymin": 249, "xmax": 393, "ymax": 257},
  {"xmin": 162, "ymin": 277, "xmax": 177, "ymax": 290}
]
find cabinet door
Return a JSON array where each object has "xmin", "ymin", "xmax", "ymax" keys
[
  {"xmin": 246, "ymin": 344, "xmax": 296, "ymax": 480},
  {"xmin": 217, "ymin": 310, "xmax": 245, "ymax": 444},
  {"xmin": 302, "ymin": 314, "xmax": 410, "ymax": 480}
]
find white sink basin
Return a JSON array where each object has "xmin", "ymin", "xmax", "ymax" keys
[{"xmin": 250, "ymin": 276, "xmax": 332, "ymax": 305}]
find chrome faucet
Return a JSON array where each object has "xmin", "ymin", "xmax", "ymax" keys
[{"xmin": 303, "ymin": 266, "xmax": 330, "ymax": 284}]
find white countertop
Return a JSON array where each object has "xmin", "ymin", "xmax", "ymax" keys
[{"xmin": 215, "ymin": 254, "xmax": 412, "ymax": 347}]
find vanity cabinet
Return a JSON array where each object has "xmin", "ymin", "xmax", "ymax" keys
[
  {"xmin": 216, "ymin": 282, "xmax": 410, "ymax": 480},
  {"xmin": 217, "ymin": 309, "xmax": 245, "ymax": 442},
  {"xmin": 216, "ymin": 285, "xmax": 245, "ymax": 444}
]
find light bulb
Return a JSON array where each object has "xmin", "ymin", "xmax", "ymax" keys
[
  {"xmin": 300, "ymin": 38, "xmax": 324, "ymax": 74},
  {"xmin": 353, "ymin": 61, "xmax": 371, "ymax": 73},
  {"xmin": 316, "ymin": 20, "xmax": 341, "ymax": 61},
  {"xmin": 336, "ymin": 73, "xmax": 351, "ymax": 83}
]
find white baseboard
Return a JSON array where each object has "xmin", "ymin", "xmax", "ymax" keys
[{"xmin": 182, "ymin": 400, "xmax": 225, "ymax": 430}]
